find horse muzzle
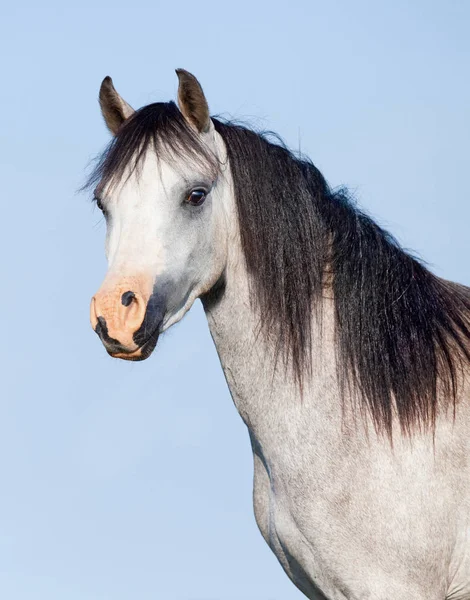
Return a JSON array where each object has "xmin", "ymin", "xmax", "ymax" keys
[{"xmin": 90, "ymin": 276, "xmax": 165, "ymax": 361}]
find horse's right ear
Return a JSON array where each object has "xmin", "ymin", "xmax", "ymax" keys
[{"xmin": 99, "ymin": 76, "xmax": 135, "ymax": 135}]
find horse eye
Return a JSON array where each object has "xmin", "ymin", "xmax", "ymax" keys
[
  {"xmin": 187, "ymin": 189, "xmax": 207, "ymax": 207},
  {"xmin": 95, "ymin": 197, "xmax": 105, "ymax": 213}
]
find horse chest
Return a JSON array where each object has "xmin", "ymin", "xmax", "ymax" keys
[
  {"xmin": 250, "ymin": 436, "xmax": 470, "ymax": 600},
  {"xmin": 251, "ymin": 442, "xmax": 339, "ymax": 599}
]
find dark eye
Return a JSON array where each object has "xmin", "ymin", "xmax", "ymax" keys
[
  {"xmin": 187, "ymin": 189, "xmax": 207, "ymax": 207},
  {"xmin": 94, "ymin": 197, "xmax": 106, "ymax": 213}
]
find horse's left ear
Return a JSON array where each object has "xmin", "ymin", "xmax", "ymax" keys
[{"xmin": 176, "ymin": 69, "xmax": 211, "ymax": 133}]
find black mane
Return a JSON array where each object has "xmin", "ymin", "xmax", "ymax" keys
[{"xmin": 87, "ymin": 103, "xmax": 470, "ymax": 434}]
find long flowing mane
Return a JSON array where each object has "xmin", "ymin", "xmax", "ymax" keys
[{"xmin": 87, "ymin": 102, "xmax": 470, "ymax": 434}]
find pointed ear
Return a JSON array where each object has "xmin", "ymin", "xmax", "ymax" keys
[
  {"xmin": 99, "ymin": 76, "xmax": 135, "ymax": 135},
  {"xmin": 176, "ymin": 69, "xmax": 211, "ymax": 133}
]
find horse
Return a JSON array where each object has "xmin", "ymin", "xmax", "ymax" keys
[{"xmin": 87, "ymin": 70, "xmax": 470, "ymax": 599}]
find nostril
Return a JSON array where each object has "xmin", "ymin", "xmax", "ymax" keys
[
  {"xmin": 95, "ymin": 315, "xmax": 107, "ymax": 336},
  {"xmin": 121, "ymin": 291, "xmax": 136, "ymax": 307}
]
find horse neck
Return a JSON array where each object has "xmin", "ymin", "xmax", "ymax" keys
[{"xmin": 201, "ymin": 236, "xmax": 344, "ymax": 444}]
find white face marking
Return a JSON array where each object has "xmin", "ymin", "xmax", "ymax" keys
[{"xmin": 95, "ymin": 125, "xmax": 230, "ymax": 342}]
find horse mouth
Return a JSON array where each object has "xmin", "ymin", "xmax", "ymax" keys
[
  {"xmin": 95, "ymin": 316, "xmax": 161, "ymax": 361},
  {"xmin": 109, "ymin": 327, "xmax": 161, "ymax": 361}
]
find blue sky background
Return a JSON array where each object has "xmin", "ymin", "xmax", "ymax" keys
[{"xmin": 0, "ymin": 1, "xmax": 469, "ymax": 598}]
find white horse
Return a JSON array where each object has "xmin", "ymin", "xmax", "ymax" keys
[{"xmin": 88, "ymin": 70, "xmax": 470, "ymax": 599}]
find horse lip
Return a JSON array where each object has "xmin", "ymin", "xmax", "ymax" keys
[
  {"xmin": 114, "ymin": 328, "xmax": 160, "ymax": 361},
  {"xmin": 103, "ymin": 322, "xmax": 162, "ymax": 361}
]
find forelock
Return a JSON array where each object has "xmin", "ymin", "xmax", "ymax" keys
[{"xmin": 85, "ymin": 101, "xmax": 219, "ymax": 192}]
